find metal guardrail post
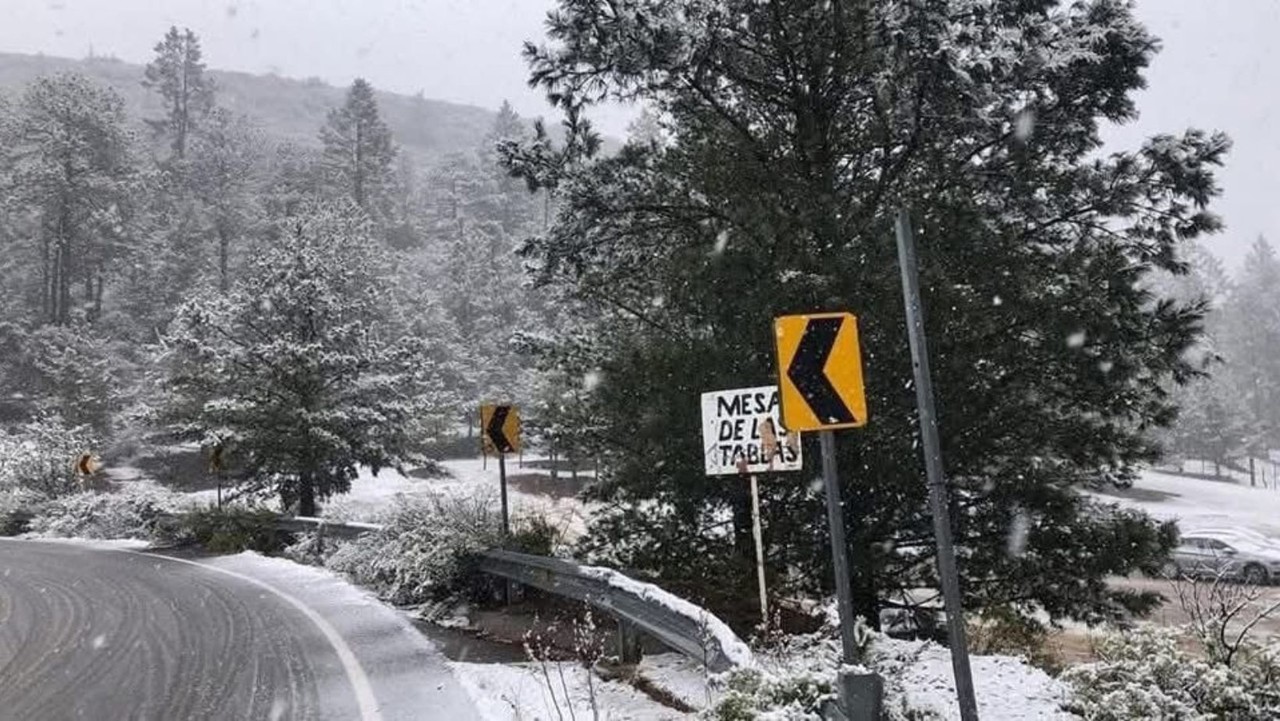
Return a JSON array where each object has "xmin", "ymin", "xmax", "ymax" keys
[{"xmin": 616, "ymin": 620, "xmax": 643, "ymax": 665}]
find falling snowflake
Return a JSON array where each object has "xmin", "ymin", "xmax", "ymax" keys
[
  {"xmin": 91, "ymin": 635, "xmax": 106, "ymax": 650},
  {"xmin": 1098, "ymin": 360, "xmax": 1115, "ymax": 373},
  {"xmin": 583, "ymin": 371, "xmax": 603, "ymax": 391},
  {"xmin": 992, "ymin": 295, "xmax": 1003, "ymax": 306},
  {"xmin": 1066, "ymin": 331, "xmax": 1087, "ymax": 348},
  {"xmin": 711, "ymin": 229, "xmax": 730, "ymax": 256},
  {"xmin": 1007, "ymin": 509, "xmax": 1031, "ymax": 558},
  {"xmin": 1014, "ymin": 109, "xmax": 1035, "ymax": 141}
]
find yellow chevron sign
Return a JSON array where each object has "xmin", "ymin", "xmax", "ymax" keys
[{"xmin": 773, "ymin": 312, "xmax": 868, "ymax": 431}]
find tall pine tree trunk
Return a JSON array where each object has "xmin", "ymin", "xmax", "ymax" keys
[
  {"xmin": 299, "ymin": 473, "xmax": 317, "ymax": 517},
  {"xmin": 218, "ymin": 222, "xmax": 230, "ymax": 293},
  {"xmin": 40, "ymin": 233, "xmax": 51, "ymax": 323}
]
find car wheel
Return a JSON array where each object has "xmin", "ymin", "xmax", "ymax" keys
[{"xmin": 1243, "ymin": 564, "xmax": 1269, "ymax": 586}]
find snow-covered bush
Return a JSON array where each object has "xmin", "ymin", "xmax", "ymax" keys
[
  {"xmin": 703, "ymin": 630, "xmax": 845, "ymax": 720},
  {"xmin": 0, "ymin": 417, "xmax": 95, "ymax": 497},
  {"xmin": 168, "ymin": 505, "xmax": 283, "ymax": 554},
  {"xmin": 325, "ymin": 493, "xmax": 505, "ymax": 605},
  {"xmin": 706, "ymin": 666, "xmax": 834, "ymax": 721},
  {"xmin": 1062, "ymin": 625, "xmax": 1280, "ymax": 719},
  {"xmin": 27, "ymin": 485, "xmax": 184, "ymax": 540}
]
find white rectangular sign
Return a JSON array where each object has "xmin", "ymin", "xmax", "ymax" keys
[{"xmin": 701, "ymin": 385, "xmax": 802, "ymax": 476}]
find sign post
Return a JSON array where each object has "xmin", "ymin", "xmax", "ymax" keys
[
  {"xmin": 481, "ymin": 404, "xmax": 522, "ymax": 538},
  {"xmin": 895, "ymin": 208, "xmax": 978, "ymax": 721},
  {"xmin": 209, "ymin": 443, "xmax": 225, "ymax": 509},
  {"xmin": 700, "ymin": 385, "xmax": 802, "ymax": 627},
  {"xmin": 774, "ymin": 312, "xmax": 880, "ymax": 719}
]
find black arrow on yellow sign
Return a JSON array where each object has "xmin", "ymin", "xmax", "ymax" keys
[
  {"xmin": 486, "ymin": 405, "xmax": 516, "ymax": 454},
  {"xmin": 786, "ymin": 317, "xmax": 856, "ymax": 425},
  {"xmin": 774, "ymin": 312, "xmax": 867, "ymax": 432}
]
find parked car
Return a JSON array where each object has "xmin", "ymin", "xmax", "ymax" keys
[
  {"xmin": 1185, "ymin": 527, "xmax": 1280, "ymax": 551},
  {"xmin": 1166, "ymin": 532, "xmax": 1280, "ymax": 584}
]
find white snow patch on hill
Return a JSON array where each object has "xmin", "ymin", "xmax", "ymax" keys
[{"xmin": 325, "ymin": 458, "xmax": 594, "ymax": 540}]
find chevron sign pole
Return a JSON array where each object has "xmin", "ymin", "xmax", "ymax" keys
[
  {"xmin": 481, "ymin": 404, "xmax": 522, "ymax": 539},
  {"xmin": 773, "ymin": 311, "xmax": 868, "ymax": 671}
]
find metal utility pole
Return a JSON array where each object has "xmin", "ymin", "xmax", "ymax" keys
[{"xmin": 894, "ymin": 208, "xmax": 979, "ymax": 721}]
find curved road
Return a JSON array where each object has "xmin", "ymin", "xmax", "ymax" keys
[{"xmin": 0, "ymin": 540, "xmax": 481, "ymax": 720}]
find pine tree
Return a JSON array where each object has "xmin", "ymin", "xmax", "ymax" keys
[
  {"xmin": 508, "ymin": 0, "xmax": 1226, "ymax": 626},
  {"xmin": 4, "ymin": 73, "xmax": 137, "ymax": 326},
  {"xmin": 163, "ymin": 201, "xmax": 450, "ymax": 516},
  {"xmin": 319, "ymin": 79, "xmax": 396, "ymax": 213},
  {"xmin": 189, "ymin": 109, "xmax": 264, "ymax": 292},
  {"xmin": 1220, "ymin": 237, "xmax": 1280, "ymax": 454},
  {"xmin": 142, "ymin": 27, "xmax": 216, "ymax": 161},
  {"xmin": 479, "ymin": 101, "xmax": 538, "ymax": 235},
  {"xmin": 264, "ymin": 141, "xmax": 325, "ymax": 220}
]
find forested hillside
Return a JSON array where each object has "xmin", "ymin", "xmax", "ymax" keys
[
  {"xmin": 0, "ymin": 30, "xmax": 591, "ymax": 516},
  {"xmin": 0, "ymin": 51, "xmax": 499, "ymax": 161}
]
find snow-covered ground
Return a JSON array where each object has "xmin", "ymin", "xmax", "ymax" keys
[
  {"xmin": 317, "ymin": 458, "xmax": 595, "ymax": 541},
  {"xmin": 449, "ymin": 660, "xmax": 688, "ymax": 721},
  {"xmin": 1096, "ymin": 468, "xmax": 1280, "ymax": 537},
  {"xmin": 875, "ymin": 639, "xmax": 1073, "ymax": 720},
  {"xmin": 111, "ymin": 455, "xmax": 597, "ymax": 541},
  {"xmin": 21, "ymin": 536, "xmax": 152, "ymax": 551}
]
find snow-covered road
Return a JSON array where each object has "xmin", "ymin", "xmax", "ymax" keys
[{"xmin": 0, "ymin": 540, "xmax": 481, "ymax": 720}]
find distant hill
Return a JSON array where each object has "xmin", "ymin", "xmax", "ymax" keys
[{"xmin": 0, "ymin": 52, "xmax": 504, "ymax": 162}]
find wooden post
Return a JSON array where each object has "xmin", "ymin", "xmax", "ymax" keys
[{"xmin": 749, "ymin": 475, "xmax": 768, "ymax": 628}]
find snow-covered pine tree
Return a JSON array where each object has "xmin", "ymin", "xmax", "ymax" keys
[
  {"xmin": 163, "ymin": 201, "xmax": 450, "ymax": 516},
  {"xmin": 319, "ymin": 79, "xmax": 396, "ymax": 215},
  {"xmin": 1219, "ymin": 237, "xmax": 1280, "ymax": 456},
  {"xmin": 507, "ymin": 0, "xmax": 1227, "ymax": 626},
  {"xmin": 142, "ymin": 27, "xmax": 216, "ymax": 162},
  {"xmin": 4, "ymin": 73, "xmax": 138, "ymax": 327},
  {"xmin": 188, "ymin": 109, "xmax": 265, "ymax": 293},
  {"xmin": 1147, "ymin": 242, "xmax": 1236, "ymax": 468}
]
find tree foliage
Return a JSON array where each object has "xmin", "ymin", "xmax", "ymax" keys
[
  {"xmin": 142, "ymin": 26, "xmax": 216, "ymax": 161},
  {"xmin": 3, "ymin": 73, "xmax": 137, "ymax": 327},
  {"xmin": 163, "ymin": 202, "xmax": 451, "ymax": 515},
  {"xmin": 507, "ymin": 0, "xmax": 1226, "ymax": 625},
  {"xmin": 319, "ymin": 78, "xmax": 396, "ymax": 214}
]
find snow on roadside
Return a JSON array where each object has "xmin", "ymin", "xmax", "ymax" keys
[
  {"xmin": 1095, "ymin": 469, "xmax": 1280, "ymax": 536},
  {"xmin": 637, "ymin": 653, "xmax": 713, "ymax": 712},
  {"xmin": 449, "ymin": 660, "xmax": 689, "ymax": 721},
  {"xmin": 17, "ymin": 536, "xmax": 152, "ymax": 551},
  {"xmin": 873, "ymin": 638, "xmax": 1073, "ymax": 720}
]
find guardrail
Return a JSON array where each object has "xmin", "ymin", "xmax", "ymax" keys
[
  {"xmin": 273, "ymin": 516, "xmax": 384, "ymax": 540},
  {"xmin": 261, "ymin": 516, "xmax": 752, "ymax": 672},
  {"xmin": 478, "ymin": 549, "xmax": 752, "ymax": 672}
]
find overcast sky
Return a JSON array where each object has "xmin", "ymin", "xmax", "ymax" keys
[{"xmin": 1, "ymin": 0, "xmax": 1275, "ymax": 271}]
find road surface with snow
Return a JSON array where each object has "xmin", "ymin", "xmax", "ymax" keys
[{"xmin": 0, "ymin": 540, "xmax": 480, "ymax": 721}]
